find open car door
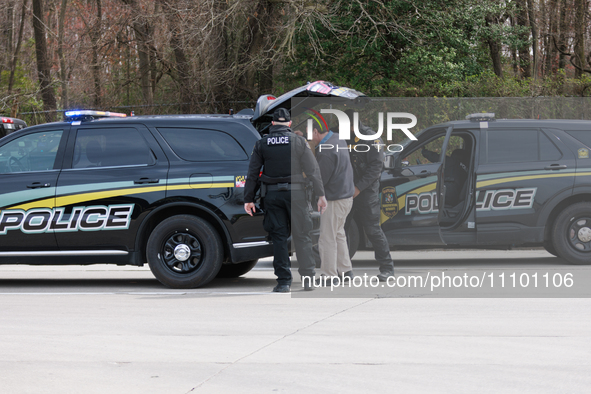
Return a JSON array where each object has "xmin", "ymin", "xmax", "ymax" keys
[
  {"xmin": 251, "ymin": 81, "xmax": 367, "ymax": 134},
  {"xmin": 379, "ymin": 126, "xmax": 453, "ymax": 246}
]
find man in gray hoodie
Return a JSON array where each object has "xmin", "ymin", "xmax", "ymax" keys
[{"xmin": 312, "ymin": 126, "xmax": 356, "ymax": 279}]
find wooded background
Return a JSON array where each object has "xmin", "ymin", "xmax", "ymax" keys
[{"xmin": 1, "ymin": 0, "xmax": 591, "ymax": 124}]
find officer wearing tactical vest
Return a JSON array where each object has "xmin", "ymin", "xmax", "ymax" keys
[{"xmin": 244, "ymin": 108, "xmax": 327, "ymax": 293}]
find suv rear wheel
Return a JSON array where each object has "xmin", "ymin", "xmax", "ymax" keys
[
  {"xmin": 147, "ymin": 215, "xmax": 223, "ymax": 288},
  {"xmin": 552, "ymin": 202, "xmax": 591, "ymax": 265}
]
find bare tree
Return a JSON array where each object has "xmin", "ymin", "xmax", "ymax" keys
[
  {"xmin": 57, "ymin": 0, "xmax": 68, "ymax": 108},
  {"xmin": 122, "ymin": 0, "xmax": 155, "ymax": 105},
  {"xmin": 7, "ymin": 0, "xmax": 28, "ymax": 94},
  {"xmin": 557, "ymin": 0, "xmax": 570, "ymax": 70},
  {"xmin": 159, "ymin": 0, "xmax": 195, "ymax": 112},
  {"xmin": 32, "ymin": 0, "xmax": 57, "ymax": 121},
  {"xmin": 573, "ymin": 0, "xmax": 585, "ymax": 77},
  {"xmin": 516, "ymin": 0, "xmax": 532, "ymax": 78},
  {"xmin": 90, "ymin": 0, "xmax": 103, "ymax": 107},
  {"xmin": 527, "ymin": 0, "xmax": 539, "ymax": 79}
]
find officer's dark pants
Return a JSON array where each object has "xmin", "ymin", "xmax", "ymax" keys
[
  {"xmin": 263, "ymin": 189, "xmax": 316, "ymax": 286},
  {"xmin": 346, "ymin": 185, "xmax": 395, "ymax": 273}
]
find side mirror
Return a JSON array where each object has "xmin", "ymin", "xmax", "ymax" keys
[{"xmin": 384, "ymin": 155, "xmax": 396, "ymax": 169}]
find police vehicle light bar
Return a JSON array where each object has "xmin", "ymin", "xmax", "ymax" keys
[
  {"xmin": 466, "ymin": 113, "xmax": 495, "ymax": 122},
  {"xmin": 64, "ymin": 110, "xmax": 127, "ymax": 122}
]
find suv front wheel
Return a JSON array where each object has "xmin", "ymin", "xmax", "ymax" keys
[
  {"xmin": 147, "ymin": 215, "xmax": 223, "ymax": 288},
  {"xmin": 552, "ymin": 202, "xmax": 591, "ymax": 265}
]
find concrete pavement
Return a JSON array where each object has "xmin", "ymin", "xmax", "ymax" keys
[{"xmin": 0, "ymin": 250, "xmax": 589, "ymax": 393}]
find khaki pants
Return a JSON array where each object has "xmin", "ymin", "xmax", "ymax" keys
[{"xmin": 319, "ymin": 197, "xmax": 353, "ymax": 277}]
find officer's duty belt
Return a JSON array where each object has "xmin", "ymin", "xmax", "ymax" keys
[{"xmin": 265, "ymin": 183, "xmax": 305, "ymax": 191}]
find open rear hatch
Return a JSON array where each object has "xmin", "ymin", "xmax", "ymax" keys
[{"xmin": 251, "ymin": 80, "xmax": 367, "ymax": 134}]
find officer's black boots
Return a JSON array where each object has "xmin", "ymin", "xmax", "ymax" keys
[{"xmin": 272, "ymin": 284, "xmax": 291, "ymax": 293}]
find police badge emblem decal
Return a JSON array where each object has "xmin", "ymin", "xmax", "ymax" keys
[{"xmin": 381, "ymin": 186, "xmax": 398, "ymax": 217}]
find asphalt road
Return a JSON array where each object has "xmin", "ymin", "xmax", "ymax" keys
[{"xmin": 1, "ymin": 250, "xmax": 590, "ymax": 393}]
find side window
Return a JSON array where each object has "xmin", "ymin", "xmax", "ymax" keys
[
  {"xmin": 565, "ymin": 130, "xmax": 591, "ymax": 149},
  {"xmin": 157, "ymin": 127, "xmax": 248, "ymax": 161},
  {"xmin": 539, "ymin": 132, "xmax": 562, "ymax": 160},
  {"xmin": 0, "ymin": 130, "xmax": 63, "ymax": 173},
  {"xmin": 483, "ymin": 129, "xmax": 560, "ymax": 164},
  {"xmin": 403, "ymin": 135, "xmax": 447, "ymax": 166},
  {"xmin": 72, "ymin": 128, "xmax": 155, "ymax": 169}
]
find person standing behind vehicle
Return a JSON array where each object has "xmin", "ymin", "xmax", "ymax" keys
[
  {"xmin": 344, "ymin": 109, "xmax": 395, "ymax": 281},
  {"xmin": 244, "ymin": 108, "xmax": 327, "ymax": 293},
  {"xmin": 313, "ymin": 126, "xmax": 355, "ymax": 281}
]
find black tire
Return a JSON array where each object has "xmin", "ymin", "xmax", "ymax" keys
[
  {"xmin": 147, "ymin": 215, "xmax": 223, "ymax": 288},
  {"xmin": 346, "ymin": 218, "xmax": 360, "ymax": 258},
  {"xmin": 543, "ymin": 241, "xmax": 558, "ymax": 257},
  {"xmin": 551, "ymin": 202, "xmax": 591, "ymax": 265},
  {"xmin": 216, "ymin": 259, "xmax": 259, "ymax": 278}
]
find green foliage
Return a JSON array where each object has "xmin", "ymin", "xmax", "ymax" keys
[{"xmin": 283, "ymin": 0, "xmax": 544, "ymax": 98}]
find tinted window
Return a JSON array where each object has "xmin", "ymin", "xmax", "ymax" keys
[
  {"xmin": 539, "ymin": 132, "xmax": 561, "ymax": 160},
  {"xmin": 0, "ymin": 130, "xmax": 63, "ymax": 173},
  {"xmin": 565, "ymin": 130, "xmax": 591, "ymax": 148},
  {"xmin": 157, "ymin": 127, "xmax": 247, "ymax": 161},
  {"xmin": 483, "ymin": 129, "xmax": 561, "ymax": 164},
  {"xmin": 73, "ymin": 128, "xmax": 154, "ymax": 168},
  {"xmin": 487, "ymin": 129, "xmax": 538, "ymax": 163}
]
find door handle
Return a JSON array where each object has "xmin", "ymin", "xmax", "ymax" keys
[
  {"xmin": 27, "ymin": 182, "xmax": 51, "ymax": 189},
  {"xmin": 134, "ymin": 178, "xmax": 160, "ymax": 184},
  {"xmin": 544, "ymin": 164, "xmax": 567, "ymax": 170},
  {"xmin": 416, "ymin": 171, "xmax": 432, "ymax": 178}
]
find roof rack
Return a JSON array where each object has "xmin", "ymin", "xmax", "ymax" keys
[
  {"xmin": 64, "ymin": 110, "xmax": 127, "ymax": 122},
  {"xmin": 465, "ymin": 113, "xmax": 495, "ymax": 122}
]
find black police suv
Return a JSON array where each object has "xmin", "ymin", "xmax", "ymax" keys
[
  {"xmin": 0, "ymin": 82, "xmax": 366, "ymax": 288},
  {"xmin": 0, "ymin": 116, "xmax": 27, "ymax": 137},
  {"xmin": 347, "ymin": 113, "xmax": 591, "ymax": 265}
]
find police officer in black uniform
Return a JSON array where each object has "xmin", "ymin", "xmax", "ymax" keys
[
  {"xmin": 344, "ymin": 110, "xmax": 395, "ymax": 281},
  {"xmin": 244, "ymin": 108, "xmax": 327, "ymax": 292}
]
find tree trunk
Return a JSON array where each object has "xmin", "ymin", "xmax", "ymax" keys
[
  {"xmin": 210, "ymin": 0, "xmax": 228, "ymax": 112},
  {"xmin": 8, "ymin": 0, "xmax": 27, "ymax": 94},
  {"xmin": 516, "ymin": 0, "xmax": 532, "ymax": 78},
  {"xmin": 32, "ymin": 0, "xmax": 57, "ymax": 122},
  {"xmin": 509, "ymin": 16, "xmax": 519, "ymax": 76},
  {"xmin": 90, "ymin": 0, "xmax": 102, "ymax": 107},
  {"xmin": 5, "ymin": 0, "xmax": 15, "ymax": 75},
  {"xmin": 574, "ymin": 0, "xmax": 586, "ymax": 78},
  {"xmin": 258, "ymin": 1, "xmax": 274, "ymax": 94},
  {"xmin": 485, "ymin": 15, "xmax": 503, "ymax": 78},
  {"xmin": 159, "ymin": 0, "xmax": 194, "ymax": 113},
  {"xmin": 243, "ymin": 0, "xmax": 274, "ymax": 95},
  {"xmin": 527, "ymin": 0, "xmax": 539, "ymax": 79},
  {"xmin": 544, "ymin": 0, "xmax": 558, "ymax": 75},
  {"xmin": 557, "ymin": 0, "xmax": 569, "ymax": 70},
  {"xmin": 57, "ymin": 0, "xmax": 68, "ymax": 108},
  {"xmin": 122, "ymin": 0, "xmax": 153, "ymax": 105}
]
